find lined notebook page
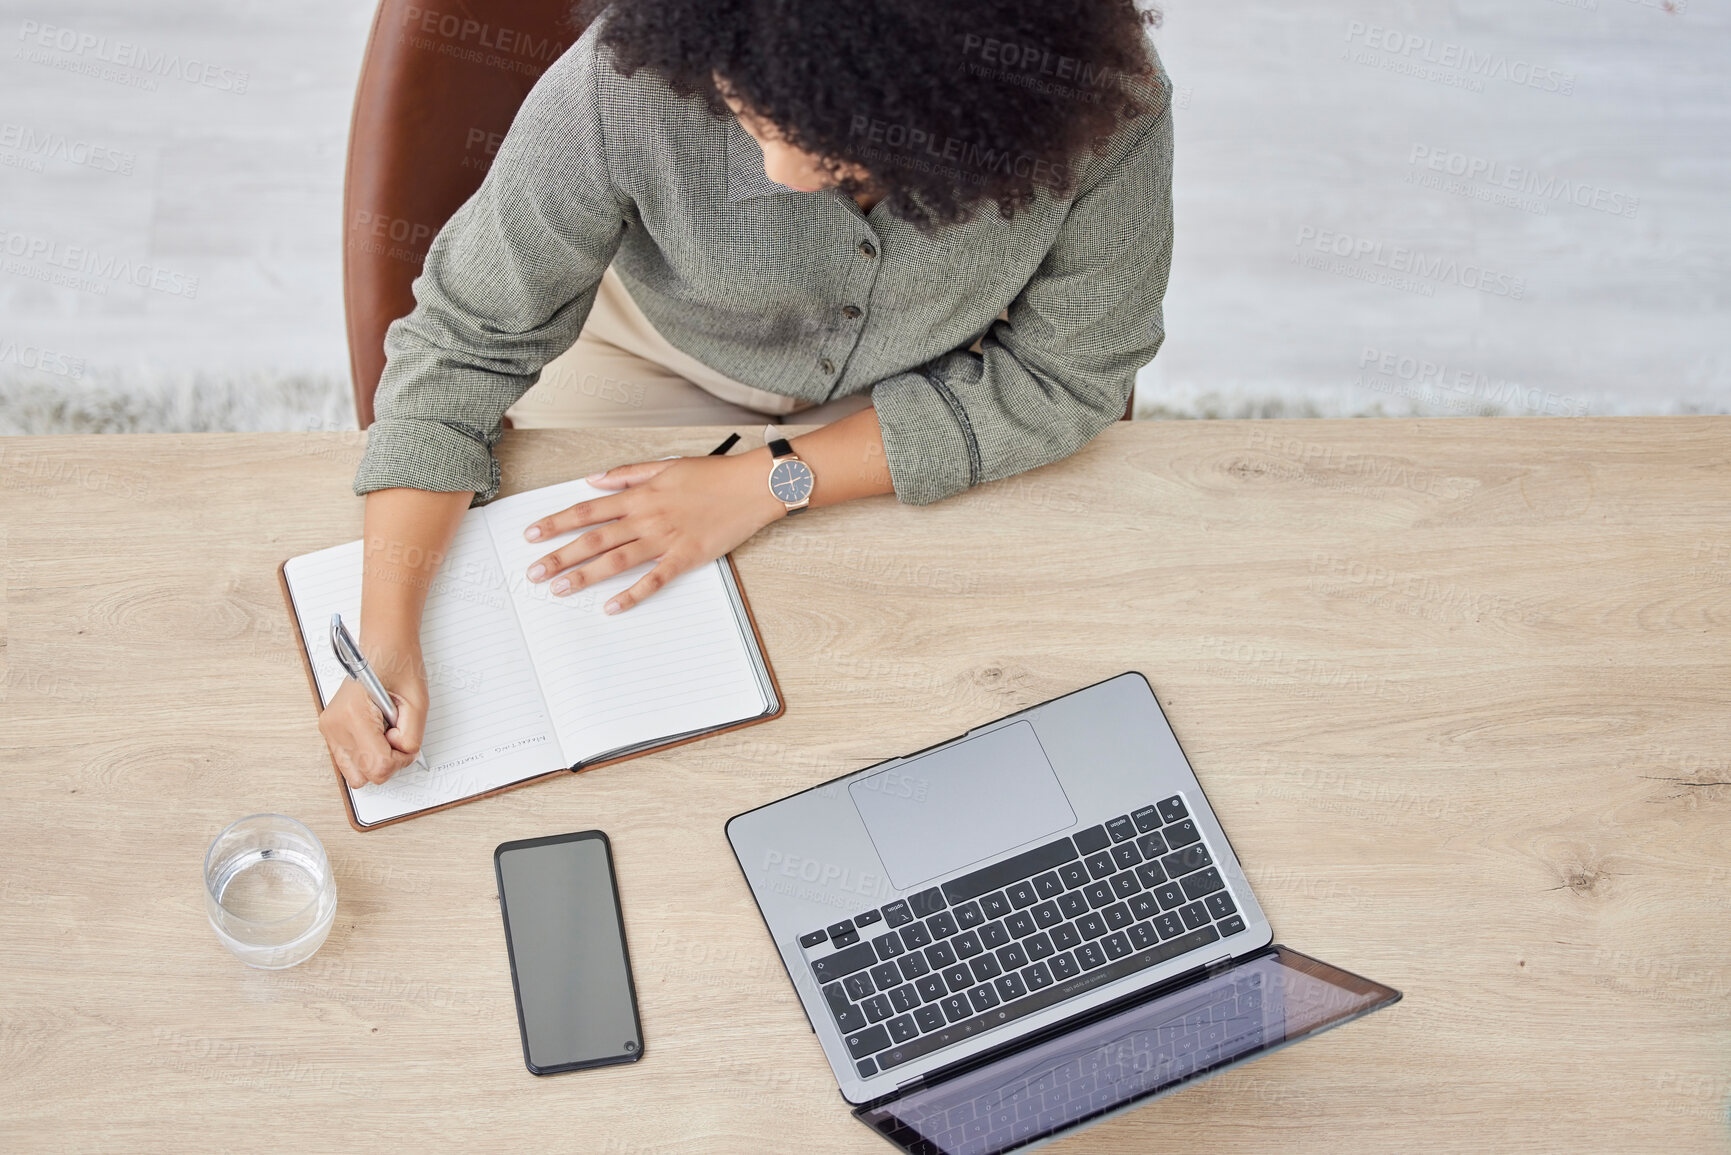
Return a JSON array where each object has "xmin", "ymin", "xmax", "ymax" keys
[
  {"xmin": 283, "ymin": 514, "xmax": 564, "ymax": 826},
  {"xmin": 482, "ymin": 478, "xmax": 770, "ymax": 764}
]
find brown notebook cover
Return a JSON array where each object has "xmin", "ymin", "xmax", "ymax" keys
[{"xmin": 279, "ymin": 552, "xmax": 784, "ymax": 832}]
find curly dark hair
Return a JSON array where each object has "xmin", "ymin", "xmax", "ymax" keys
[{"xmin": 578, "ymin": 0, "xmax": 1160, "ymax": 230}]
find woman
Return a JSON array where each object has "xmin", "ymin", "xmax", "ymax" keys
[{"xmin": 321, "ymin": 0, "xmax": 1174, "ymax": 787}]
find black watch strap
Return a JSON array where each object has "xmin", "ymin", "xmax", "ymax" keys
[{"xmin": 768, "ymin": 437, "xmax": 795, "ymax": 458}]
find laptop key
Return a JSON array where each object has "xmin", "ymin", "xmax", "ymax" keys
[
  {"xmin": 925, "ymin": 911, "xmax": 959, "ymax": 940},
  {"xmin": 980, "ymin": 921, "xmax": 1010, "ymax": 950},
  {"xmin": 1085, "ymin": 852, "xmax": 1116, "ymax": 881},
  {"xmin": 970, "ymin": 954, "xmax": 1001, "ymax": 983},
  {"xmin": 883, "ymin": 900, "xmax": 914, "ymax": 927},
  {"xmin": 1078, "ymin": 912, "xmax": 1108, "ymax": 940},
  {"xmin": 943, "ymin": 964, "xmax": 974, "ymax": 993},
  {"xmin": 1127, "ymin": 921, "xmax": 1159, "ymax": 950},
  {"xmin": 1153, "ymin": 882, "xmax": 1186, "ymax": 910},
  {"xmin": 1205, "ymin": 892, "xmax": 1238, "ymax": 920},
  {"xmin": 1164, "ymin": 819, "xmax": 1201, "ymax": 848},
  {"xmin": 915, "ymin": 974, "xmax": 946, "ymax": 1002},
  {"xmin": 967, "ymin": 984, "xmax": 1000, "ymax": 1014},
  {"xmin": 856, "ymin": 1057, "xmax": 877, "ymax": 1078},
  {"xmin": 1023, "ymin": 961, "xmax": 1054, "ymax": 990},
  {"xmin": 914, "ymin": 1004, "xmax": 947, "ymax": 1033},
  {"xmin": 1218, "ymin": 914, "xmax": 1247, "ymax": 937},
  {"xmin": 873, "ymin": 932, "xmax": 905, "ymax": 960},
  {"xmin": 979, "ymin": 891, "xmax": 1012, "ymax": 920},
  {"xmin": 812, "ymin": 941, "xmax": 879, "ymax": 984},
  {"xmin": 1058, "ymin": 892, "xmax": 1089, "ymax": 919},
  {"xmin": 953, "ymin": 901, "xmax": 985, "ymax": 930},
  {"xmin": 835, "ymin": 1003, "xmax": 867, "ymax": 1032},
  {"xmin": 1049, "ymin": 952, "xmax": 1080, "ymax": 980},
  {"xmin": 901, "ymin": 921, "xmax": 933, "ymax": 950},
  {"xmin": 997, "ymin": 942, "xmax": 1028, "ymax": 971},
  {"xmin": 1032, "ymin": 901, "xmax": 1063, "ymax": 929},
  {"xmin": 1075, "ymin": 942, "xmax": 1108, "ymax": 970},
  {"xmin": 800, "ymin": 929, "xmax": 828, "ymax": 948},
  {"xmin": 889, "ymin": 984, "xmax": 920, "ymax": 1013},
  {"xmin": 869, "ymin": 962, "xmax": 901, "ymax": 991},
  {"xmin": 1102, "ymin": 932, "xmax": 1133, "ymax": 960},
  {"xmin": 898, "ymin": 952, "xmax": 930, "ymax": 981},
  {"xmin": 1072, "ymin": 825, "xmax": 1110, "ymax": 854},
  {"xmin": 830, "ymin": 927, "xmax": 859, "ymax": 948},
  {"xmin": 844, "ymin": 973, "xmax": 875, "ymax": 1001},
  {"xmin": 854, "ymin": 908, "xmax": 883, "ymax": 928},
  {"xmin": 1110, "ymin": 871, "xmax": 1142, "ymax": 900},
  {"xmin": 823, "ymin": 981, "xmax": 851, "ymax": 1012},
  {"xmin": 1106, "ymin": 816, "xmax": 1136, "ymax": 843},
  {"xmin": 941, "ymin": 995, "xmax": 972, "ymax": 1024},
  {"xmin": 1103, "ymin": 902, "xmax": 1133, "ymax": 931},
  {"xmin": 1129, "ymin": 893, "xmax": 1159, "ymax": 921},
  {"xmin": 887, "ymin": 1014, "xmax": 920, "ymax": 1044},
  {"xmin": 1024, "ymin": 932, "xmax": 1055, "ymax": 960},
  {"xmin": 953, "ymin": 931, "xmax": 983, "ymax": 959},
  {"xmin": 1033, "ymin": 871, "xmax": 1065, "ymax": 899},
  {"xmin": 1111, "ymin": 842, "xmax": 1141, "ymax": 869},
  {"xmin": 1135, "ymin": 862, "xmax": 1167, "ymax": 889},
  {"xmin": 1136, "ymin": 831, "xmax": 1167, "ymax": 859},
  {"xmin": 995, "ymin": 972, "xmax": 1027, "ymax": 1002},
  {"xmin": 863, "ymin": 994, "xmax": 893, "ymax": 1023},
  {"xmin": 846, "ymin": 1025, "xmax": 890, "ymax": 1060},
  {"xmin": 1182, "ymin": 868, "xmax": 1225, "ymax": 901},
  {"xmin": 925, "ymin": 941, "xmax": 957, "ymax": 970},
  {"xmin": 1178, "ymin": 901, "xmax": 1210, "ymax": 930},
  {"xmin": 1084, "ymin": 881, "xmax": 1114, "ymax": 909},
  {"xmin": 1006, "ymin": 880, "xmax": 1039, "ymax": 909},
  {"xmin": 1051, "ymin": 924, "xmax": 1082, "ymax": 951},
  {"xmin": 1153, "ymin": 912, "xmax": 1185, "ymax": 939},
  {"xmin": 1157, "ymin": 796, "xmax": 1188, "ymax": 823},
  {"xmin": 941, "ymin": 837, "xmax": 1079, "ymax": 905},
  {"xmin": 1131, "ymin": 805, "xmax": 1160, "ymax": 833},
  {"xmin": 1163, "ymin": 844, "xmax": 1212, "ymax": 878},
  {"xmin": 1058, "ymin": 861, "xmax": 1090, "ymax": 890},
  {"xmin": 907, "ymin": 887, "xmax": 948, "ymax": 918},
  {"xmin": 1005, "ymin": 911, "xmax": 1036, "ymax": 939}
]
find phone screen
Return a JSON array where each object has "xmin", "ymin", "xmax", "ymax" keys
[{"xmin": 495, "ymin": 831, "xmax": 644, "ymax": 1075}]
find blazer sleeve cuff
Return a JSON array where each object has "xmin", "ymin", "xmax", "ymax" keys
[
  {"xmin": 352, "ymin": 417, "xmax": 500, "ymax": 503},
  {"xmin": 870, "ymin": 368, "xmax": 981, "ymax": 506}
]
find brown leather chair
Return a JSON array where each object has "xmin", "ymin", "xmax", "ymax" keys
[{"xmin": 341, "ymin": 2, "xmax": 1136, "ymax": 425}]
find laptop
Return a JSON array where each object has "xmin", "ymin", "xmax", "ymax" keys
[{"xmin": 726, "ymin": 672, "xmax": 1400, "ymax": 1153}]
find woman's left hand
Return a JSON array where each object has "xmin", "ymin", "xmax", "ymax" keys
[{"xmin": 522, "ymin": 451, "xmax": 784, "ymax": 613}]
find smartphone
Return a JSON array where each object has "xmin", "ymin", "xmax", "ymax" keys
[{"xmin": 494, "ymin": 830, "xmax": 645, "ymax": 1076}]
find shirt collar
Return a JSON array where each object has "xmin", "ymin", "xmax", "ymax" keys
[{"xmin": 725, "ymin": 116, "xmax": 789, "ymax": 202}]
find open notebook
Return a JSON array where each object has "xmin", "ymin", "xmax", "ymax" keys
[{"xmin": 280, "ymin": 477, "xmax": 782, "ymax": 830}]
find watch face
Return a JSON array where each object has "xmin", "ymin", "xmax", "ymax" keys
[{"xmin": 769, "ymin": 459, "xmax": 814, "ymax": 504}]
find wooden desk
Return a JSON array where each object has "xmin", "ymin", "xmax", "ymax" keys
[{"xmin": 2, "ymin": 420, "xmax": 1727, "ymax": 1152}]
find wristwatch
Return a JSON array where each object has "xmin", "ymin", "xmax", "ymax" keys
[{"xmin": 765, "ymin": 437, "xmax": 814, "ymax": 515}]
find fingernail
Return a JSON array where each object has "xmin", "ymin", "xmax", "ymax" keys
[
  {"xmin": 552, "ymin": 578, "xmax": 570, "ymax": 595},
  {"xmin": 587, "ymin": 471, "xmax": 607, "ymax": 482},
  {"xmin": 525, "ymin": 526, "xmax": 542, "ymax": 541},
  {"xmin": 604, "ymin": 600, "xmax": 621, "ymax": 614},
  {"xmin": 528, "ymin": 564, "xmax": 545, "ymax": 580}
]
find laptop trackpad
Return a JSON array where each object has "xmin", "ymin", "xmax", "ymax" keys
[{"xmin": 851, "ymin": 721, "xmax": 1076, "ymax": 891}]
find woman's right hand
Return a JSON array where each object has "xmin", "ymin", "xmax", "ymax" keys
[{"xmin": 317, "ymin": 642, "xmax": 429, "ymax": 789}]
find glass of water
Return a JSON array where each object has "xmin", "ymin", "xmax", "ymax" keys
[{"xmin": 204, "ymin": 814, "xmax": 338, "ymax": 969}]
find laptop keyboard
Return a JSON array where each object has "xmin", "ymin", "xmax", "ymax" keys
[{"xmin": 796, "ymin": 795, "xmax": 1250, "ymax": 1080}]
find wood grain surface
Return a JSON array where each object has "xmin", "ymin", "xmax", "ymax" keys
[{"xmin": 1, "ymin": 420, "xmax": 1727, "ymax": 1152}]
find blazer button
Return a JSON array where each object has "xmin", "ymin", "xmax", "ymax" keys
[
  {"xmin": 842, "ymin": 305, "xmax": 862, "ymax": 319},
  {"xmin": 858, "ymin": 240, "xmax": 877, "ymax": 259},
  {"xmin": 819, "ymin": 358, "xmax": 837, "ymax": 375}
]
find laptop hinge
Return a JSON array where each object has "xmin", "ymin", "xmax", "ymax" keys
[{"xmin": 1204, "ymin": 953, "xmax": 1233, "ymax": 977}]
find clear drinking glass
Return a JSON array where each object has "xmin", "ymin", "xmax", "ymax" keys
[{"xmin": 204, "ymin": 814, "xmax": 338, "ymax": 969}]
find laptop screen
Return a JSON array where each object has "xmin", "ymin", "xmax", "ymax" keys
[{"xmin": 853, "ymin": 946, "xmax": 1399, "ymax": 1155}]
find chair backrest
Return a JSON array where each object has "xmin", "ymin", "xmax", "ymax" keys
[
  {"xmin": 343, "ymin": 0, "xmax": 582, "ymax": 426},
  {"xmin": 341, "ymin": 2, "xmax": 1134, "ymax": 425}
]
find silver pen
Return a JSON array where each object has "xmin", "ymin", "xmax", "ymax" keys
[{"xmin": 329, "ymin": 614, "xmax": 429, "ymax": 775}]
